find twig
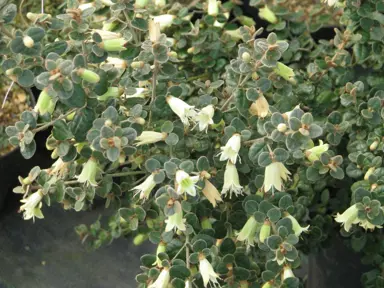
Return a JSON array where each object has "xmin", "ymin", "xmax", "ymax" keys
[
  {"xmin": 0, "ymin": 25, "xmax": 14, "ymax": 39},
  {"xmin": 41, "ymin": 0, "xmax": 44, "ymax": 14},
  {"xmin": 107, "ymin": 171, "xmax": 146, "ymax": 177},
  {"xmin": 32, "ymin": 108, "xmax": 78, "ymax": 133},
  {"xmin": 2, "ymin": 81, "xmax": 15, "ymax": 109},
  {"xmin": 19, "ymin": 0, "xmax": 28, "ymax": 27},
  {"xmin": 147, "ymin": 61, "xmax": 159, "ymax": 126}
]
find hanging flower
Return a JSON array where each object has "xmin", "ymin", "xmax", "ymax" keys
[
  {"xmin": 250, "ymin": 96, "xmax": 269, "ymax": 118},
  {"xmin": 258, "ymin": 6, "xmax": 277, "ymax": 24},
  {"xmin": 284, "ymin": 214, "xmax": 310, "ymax": 237},
  {"xmin": 282, "ymin": 266, "xmax": 295, "ymax": 281},
  {"xmin": 105, "ymin": 57, "xmax": 127, "ymax": 69},
  {"xmin": 19, "ymin": 190, "xmax": 44, "ymax": 221},
  {"xmin": 334, "ymin": 204, "xmax": 359, "ymax": 232},
  {"xmin": 195, "ymin": 105, "xmax": 215, "ymax": 132},
  {"xmin": 34, "ymin": 89, "xmax": 56, "ymax": 115},
  {"xmin": 149, "ymin": 19, "xmax": 161, "ymax": 43},
  {"xmin": 154, "ymin": 242, "xmax": 167, "ymax": 267},
  {"xmin": 359, "ymin": 219, "xmax": 383, "ymax": 231},
  {"xmin": 198, "ymin": 255, "xmax": 221, "ymax": 287},
  {"xmin": 152, "ymin": 14, "xmax": 176, "ymax": 30},
  {"xmin": 202, "ymin": 179, "xmax": 223, "ymax": 208},
  {"xmin": 218, "ymin": 134, "xmax": 241, "ymax": 164},
  {"xmin": 165, "ymin": 201, "xmax": 186, "ymax": 232},
  {"xmin": 77, "ymin": 158, "xmax": 99, "ymax": 186},
  {"xmin": 263, "ymin": 162, "xmax": 291, "ymax": 192},
  {"xmin": 175, "ymin": 170, "xmax": 200, "ymax": 197},
  {"xmin": 149, "ymin": 268, "xmax": 170, "ymax": 288},
  {"xmin": 166, "ymin": 96, "xmax": 197, "ymax": 126},
  {"xmin": 305, "ymin": 140, "xmax": 329, "ymax": 162},
  {"xmin": 130, "ymin": 173, "xmax": 157, "ymax": 200},
  {"xmin": 122, "ymin": 88, "xmax": 148, "ymax": 99},
  {"xmin": 274, "ymin": 62, "xmax": 295, "ymax": 81},
  {"xmin": 322, "ymin": 0, "xmax": 338, "ymax": 6},
  {"xmin": 221, "ymin": 161, "xmax": 243, "ymax": 198},
  {"xmin": 135, "ymin": 131, "xmax": 167, "ymax": 146},
  {"xmin": 208, "ymin": 0, "xmax": 219, "ymax": 16},
  {"xmin": 48, "ymin": 158, "xmax": 69, "ymax": 177},
  {"xmin": 259, "ymin": 220, "xmax": 271, "ymax": 243},
  {"xmin": 237, "ymin": 216, "xmax": 258, "ymax": 246},
  {"xmin": 92, "ymin": 29, "xmax": 122, "ymax": 40}
]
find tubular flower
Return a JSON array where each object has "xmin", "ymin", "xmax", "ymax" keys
[
  {"xmin": 92, "ymin": 29, "xmax": 122, "ymax": 40},
  {"xmin": 130, "ymin": 173, "xmax": 157, "ymax": 200},
  {"xmin": 19, "ymin": 190, "xmax": 44, "ymax": 221},
  {"xmin": 282, "ymin": 266, "xmax": 295, "ymax": 281},
  {"xmin": 152, "ymin": 14, "xmax": 176, "ymax": 30},
  {"xmin": 195, "ymin": 105, "xmax": 215, "ymax": 132},
  {"xmin": 334, "ymin": 204, "xmax": 359, "ymax": 232},
  {"xmin": 149, "ymin": 268, "xmax": 170, "ymax": 288},
  {"xmin": 77, "ymin": 158, "xmax": 99, "ymax": 186},
  {"xmin": 218, "ymin": 134, "xmax": 241, "ymax": 164},
  {"xmin": 250, "ymin": 96, "xmax": 269, "ymax": 118},
  {"xmin": 165, "ymin": 201, "xmax": 186, "ymax": 232},
  {"xmin": 202, "ymin": 179, "xmax": 223, "ymax": 207},
  {"xmin": 166, "ymin": 96, "xmax": 197, "ymax": 126},
  {"xmin": 258, "ymin": 6, "xmax": 277, "ymax": 23},
  {"xmin": 263, "ymin": 162, "xmax": 291, "ymax": 192},
  {"xmin": 149, "ymin": 19, "xmax": 161, "ymax": 43},
  {"xmin": 221, "ymin": 161, "xmax": 243, "ymax": 198},
  {"xmin": 198, "ymin": 255, "xmax": 220, "ymax": 287},
  {"xmin": 34, "ymin": 89, "xmax": 56, "ymax": 115},
  {"xmin": 274, "ymin": 62, "xmax": 295, "ymax": 81},
  {"xmin": 284, "ymin": 214, "xmax": 310, "ymax": 237},
  {"xmin": 175, "ymin": 170, "xmax": 199, "ymax": 197},
  {"xmin": 208, "ymin": 0, "xmax": 219, "ymax": 16},
  {"xmin": 135, "ymin": 131, "xmax": 167, "ymax": 146},
  {"xmin": 122, "ymin": 88, "xmax": 148, "ymax": 99},
  {"xmin": 105, "ymin": 57, "xmax": 127, "ymax": 69},
  {"xmin": 237, "ymin": 216, "xmax": 258, "ymax": 246},
  {"xmin": 305, "ymin": 140, "xmax": 329, "ymax": 162}
]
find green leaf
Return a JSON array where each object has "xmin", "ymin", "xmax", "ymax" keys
[
  {"xmin": 265, "ymin": 235, "xmax": 282, "ymax": 250},
  {"xmin": 0, "ymin": 3, "xmax": 17, "ymax": 23},
  {"xmin": 192, "ymin": 239, "xmax": 207, "ymax": 252},
  {"xmin": 21, "ymin": 140, "xmax": 36, "ymax": 159},
  {"xmin": 17, "ymin": 70, "xmax": 34, "ymax": 87},
  {"xmin": 70, "ymin": 108, "xmax": 96, "ymax": 142},
  {"xmin": 53, "ymin": 120, "xmax": 73, "ymax": 140},
  {"xmin": 145, "ymin": 158, "xmax": 161, "ymax": 172},
  {"xmin": 26, "ymin": 27, "xmax": 45, "ymax": 42},
  {"xmin": 170, "ymin": 266, "xmax": 191, "ymax": 280},
  {"xmin": 197, "ymin": 156, "xmax": 210, "ymax": 172},
  {"xmin": 131, "ymin": 17, "xmax": 148, "ymax": 31},
  {"xmin": 220, "ymin": 238, "xmax": 236, "ymax": 255}
]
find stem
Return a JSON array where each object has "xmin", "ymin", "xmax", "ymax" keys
[
  {"xmin": 2, "ymin": 81, "xmax": 15, "ymax": 109},
  {"xmin": 19, "ymin": 0, "xmax": 28, "ymax": 27},
  {"xmin": 186, "ymin": 234, "xmax": 190, "ymax": 269},
  {"xmin": 187, "ymin": 73, "xmax": 209, "ymax": 82},
  {"xmin": 0, "ymin": 25, "xmax": 14, "ymax": 39},
  {"xmin": 148, "ymin": 61, "xmax": 159, "ymax": 126},
  {"xmin": 107, "ymin": 171, "xmax": 146, "ymax": 177},
  {"xmin": 220, "ymin": 94, "xmax": 235, "ymax": 111},
  {"xmin": 32, "ymin": 108, "xmax": 78, "ymax": 133}
]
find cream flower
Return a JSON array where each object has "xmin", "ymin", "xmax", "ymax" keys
[
  {"xmin": 149, "ymin": 268, "xmax": 170, "ymax": 288},
  {"xmin": 131, "ymin": 173, "xmax": 157, "ymax": 200},
  {"xmin": 135, "ymin": 131, "xmax": 167, "ymax": 146},
  {"xmin": 237, "ymin": 216, "xmax": 258, "ymax": 246},
  {"xmin": 105, "ymin": 57, "xmax": 127, "ymax": 69},
  {"xmin": 199, "ymin": 255, "xmax": 220, "ymax": 287},
  {"xmin": 165, "ymin": 201, "xmax": 186, "ymax": 232},
  {"xmin": 149, "ymin": 19, "xmax": 161, "ymax": 43},
  {"xmin": 334, "ymin": 204, "xmax": 360, "ymax": 232},
  {"xmin": 166, "ymin": 96, "xmax": 197, "ymax": 126},
  {"xmin": 93, "ymin": 29, "xmax": 122, "ymax": 40},
  {"xmin": 221, "ymin": 161, "xmax": 243, "ymax": 198},
  {"xmin": 19, "ymin": 190, "xmax": 44, "ymax": 221},
  {"xmin": 264, "ymin": 162, "xmax": 291, "ymax": 192},
  {"xmin": 208, "ymin": 0, "xmax": 219, "ymax": 16},
  {"xmin": 202, "ymin": 179, "xmax": 223, "ymax": 207},
  {"xmin": 284, "ymin": 214, "xmax": 310, "ymax": 237},
  {"xmin": 250, "ymin": 96, "xmax": 269, "ymax": 118},
  {"xmin": 152, "ymin": 14, "xmax": 176, "ymax": 30},
  {"xmin": 195, "ymin": 105, "xmax": 215, "ymax": 132},
  {"xmin": 359, "ymin": 219, "xmax": 383, "ymax": 231},
  {"xmin": 122, "ymin": 88, "xmax": 148, "ymax": 99},
  {"xmin": 322, "ymin": 0, "xmax": 338, "ymax": 6},
  {"xmin": 175, "ymin": 170, "xmax": 200, "ymax": 197},
  {"xmin": 282, "ymin": 266, "xmax": 295, "ymax": 281},
  {"xmin": 218, "ymin": 134, "xmax": 241, "ymax": 164},
  {"xmin": 77, "ymin": 158, "xmax": 99, "ymax": 186},
  {"xmin": 48, "ymin": 158, "xmax": 69, "ymax": 177}
]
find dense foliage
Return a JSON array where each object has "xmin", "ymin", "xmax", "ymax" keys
[{"xmin": 1, "ymin": 0, "xmax": 384, "ymax": 287}]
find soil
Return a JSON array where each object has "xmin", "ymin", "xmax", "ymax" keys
[{"xmin": 0, "ymin": 81, "xmax": 32, "ymax": 156}]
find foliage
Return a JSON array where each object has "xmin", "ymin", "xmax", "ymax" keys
[{"xmin": 1, "ymin": 0, "xmax": 384, "ymax": 287}]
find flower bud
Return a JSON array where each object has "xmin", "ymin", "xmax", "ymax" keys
[
  {"xmin": 259, "ymin": 220, "xmax": 271, "ymax": 243},
  {"xmin": 102, "ymin": 21, "xmax": 117, "ymax": 31},
  {"xmin": 276, "ymin": 123, "xmax": 287, "ymax": 133},
  {"xmin": 79, "ymin": 2, "xmax": 95, "ymax": 10},
  {"xmin": 261, "ymin": 282, "xmax": 273, "ymax": 288},
  {"xmin": 23, "ymin": 36, "xmax": 34, "ymax": 48},
  {"xmin": 258, "ymin": 6, "xmax": 277, "ymax": 24},
  {"xmin": 305, "ymin": 140, "xmax": 329, "ymax": 162},
  {"xmin": 242, "ymin": 52, "xmax": 251, "ymax": 62},
  {"xmin": 201, "ymin": 217, "xmax": 213, "ymax": 229},
  {"xmin": 135, "ymin": 0, "xmax": 149, "ymax": 8},
  {"xmin": 168, "ymin": 51, "xmax": 177, "ymax": 58},
  {"xmin": 135, "ymin": 131, "xmax": 167, "ymax": 146},
  {"xmin": 77, "ymin": 68, "xmax": 100, "ymax": 83},
  {"xmin": 274, "ymin": 62, "xmax": 295, "ymax": 81},
  {"xmin": 77, "ymin": 158, "xmax": 99, "ymax": 186},
  {"xmin": 34, "ymin": 89, "xmax": 56, "ymax": 115},
  {"xmin": 152, "ymin": 14, "xmax": 176, "ymax": 30},
  {"xmin": 250, "ymin": 96, "xmax": 269, "ymax": 118},
  {"xmin": 155, "ymin": 242, "xmax": 167, "ymax": 267},
  {"xmin": 133, "ymin": 234, "xmax": 148, "ymax": 245},
  {"xmin": 93, "ymin": 29, "xmax": 122, "ymax": 40},
  {"xmin": 208, "ymin": 0, "xmax": 219, "ymax": 16},
  {"xmin": 97, "ymin": 87, "xmax": 123, "ymax": 101},
  {"xmin": 364, "ymin": 167, "xmax": 375, "ymax": 181},
  {"xmin": 155, "ymin": 0, "xmax": 166, "ymax": 7},
  {"xmin": 131, "ymin": 61, "xmax": 145, "ymax": 69},
  {"xmin": 66, "ymin": 111, "xmax": 76, "ymax": 121},
  {"xmin": 224, "ymin": 29, "xmax": 242, "ymax": 41},
  {"xmin": 370, "ymin": 140, "xmax": 379, "ymax": 151},
  {"xmin": 237, "ymin": 216, "xmax": 258, "ymax": 246},
  {"xmin": 282, "ymin": 266, "xmax": 295, "ymax": 281},
  {"xmin": 187, "ymin": 47, "xmax": 195, "ymax": 54},
  {"xmin": 100, "ymin": 38, "xmax": 127, "ymax": 52}
]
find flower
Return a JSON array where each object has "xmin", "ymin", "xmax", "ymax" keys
[
  {"xmin": 149, "ymin": 268, "xmax": 170, "ymax": 288},
  {"xmin": 175, "ymin": 170, "xmax": 199, "ymax": 196},
  {"xmin": 250, "ymin": 95, "xmax": 269, "ymax": 118},
  {"xmin": 154, "ymin": 242, "xmax": 167, "ymax": 267},
  {"xmin": 105, "ymin": 57, "xmax": 127, "ymax": 69},
  {"xmin": 334, "ymin": 204, "xmax": 360, "ymax": 232},
  {"xmin": 135, "ymin": 131, "xmax": 167, "ymax": 146},
  {"xmin": 208, "ymin": 0, "xmax": 219, "ymax": 16},
  {"xmin": 284, "ymin": 214, "xmax": 310, "ymax": 237},
  {"xmin": 131, "ymin": 173, "xmax": 157, "ymax": 200},
  {"xmin": 274, "ymin": 62, "xmax": 295, "ymax": 81},
  {"xmin": 199, "ymin": 255, "xmax": 220, "ymax": 287},
  {"xmin": 152, "ymin": 14, "xmax": 176, "ymax": 30},
  {"xmin": 122, "ymin": 88, "xmax": 148, "ymax": 99},
  {"xmin": 165, "ymin": 201, "xmax": 186, "ymax": 232},
  {"xmin": 264, "ymin": 162, "xmax": 291, "ymax": 192},
  {"xmin": 92, "ymin": 29, "xmax": 122, "ymax": 40},
  {"xmin": 237, "ymin": 216, "xmax": 258, "ymax": 246},
  {"xmin": 359, "ymin": 219, "xmax": 383, "ymax": 231},
  {"xmin": 149, "ymin": 19, "xmax": 161, "ymax": 43},
  {"xmin": 48, "ymin": 158, "xmax": 68, "ymax": 177},
  {"xmin": 19, "ymin": 190, "xmax": 44, "ymax": 221},
  {"xmin": 97, "ymin": 87, "xmax": 123, "ymax": 101},
  {"xmin": 195, "ymin": 105, "xmax": 215, "ymax": 132},
  {"xmin": 202, "ymin": 179, "xmax": 222, "ymax": 207},
  {"xmin": 218, "ymin": 134, "xmax": 241, "ymax": 164},
  {"xmin": 166, "ymin": 95, "xmax": 197, "ymax": 126},
  {"xmin": 34, "ymin": 89, "xmax": 56, "ymax": 115},
  {"xmin": 259, "ymin": 220, "xmax": 271, "ymax": 243},
  {"xmin": 322, "ymin": 0, "xmax": 338, "ymax": 6},
  {"xmin": 221, "ymin": 161, "xmax": 243, "ymax": 198},
  {"xmin": 258, "ymin": 6, "xmax": 277, "ymax": 23},
  {"xmin": 77, "ymin": 158, "xmax": 99, "ymax": 186},
  {"xmin": 100, "ymin": 38, "xmax": 127, "ymax": 52},
  {"xmin": 77, "ymin": 68, "xmax": 100, "ymax": 83},
  {"xmin": 23, "ymin": 36, "xmax": 34, "ymax": 48},
  {"xmin": 282, "ymin": 266, "xmax": 295, "ymax": 281},
  {"xmin": 305, "ymin": 140, "xmax": 329, "ymax": 162},
  {"xmin": 155, "ymin": 0, "xmax": 166, "ymax": 7}
]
